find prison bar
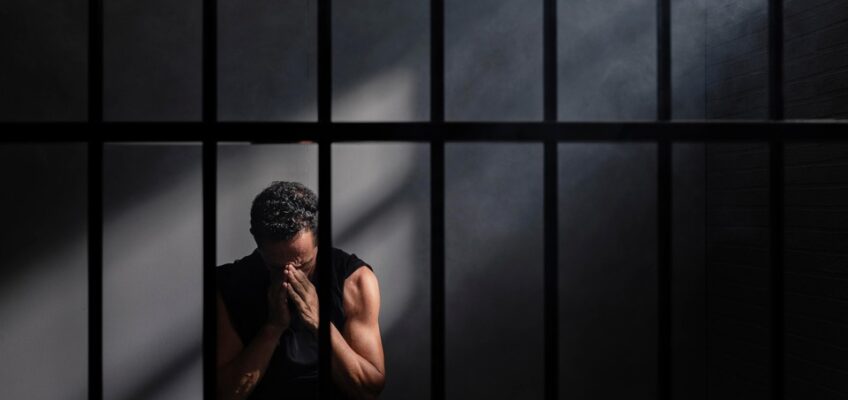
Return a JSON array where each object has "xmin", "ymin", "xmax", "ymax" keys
[
  {"xmin": 68, "ymin": 0, "xmax": 848, "ymax": 398},
  {"xmin": 768, "ymin": 0, "xmax": 785, "ymax": 397}
]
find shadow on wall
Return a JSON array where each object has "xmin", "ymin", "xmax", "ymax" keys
[{"xmin": 0, "ymin": 144, "xmax": 88, "ymax": 400}]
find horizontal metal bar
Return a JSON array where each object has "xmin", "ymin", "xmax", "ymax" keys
[{"xmin": 2, "ymin": 121, "xmax": 847, "ymax": 142}]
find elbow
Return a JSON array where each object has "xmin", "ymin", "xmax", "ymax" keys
[
  {"xmin": 348, "ymin": 368, "xmax": 385, "ymax": 400},
  {"xmin": 366, "ymin": 370, "xmax": 386, "ymax": 399}
]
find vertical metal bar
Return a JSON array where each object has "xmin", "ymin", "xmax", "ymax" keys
[
  {"xmin": 317, "ymin": 140, "xmax": 333, "ymax": 399},
  {"xmin": 203, "ymin": 0, "xmax": 217, "ymax": 122},
  {"xmin": 430, "ymin": 0, "xmax": 445, "ymax": 399},
  {"xmin": 431, "ymin": 0, "xmax": 444, "ymax": 123},
  {"xmin": 657, "ymin": 0, "xmax": 672, "ymax": 397},
  {"xmin": 543, "ymin": 139, "xmax": 559, "ymax": 400},
  {"xmin": 202, "ymin": 0, "xmax": 218, "ymax": 398},
  {"xmin": 543, "ymin": 0, "xmax": 557, "ymax": 122},
  {"xmin": 768, "ymin": 0, "xmax": 784, "ymax": 397},
  {"xmin": 88, "ymin": 0, "xmax": 102, "ymax": 123},
  {"xmin": 88, "ymin": 0, "xmax": 103, "ymax": 397},
  {"xmin": 769, "ymin": 140, "xmax": 784, "ymax": 400},
  {"xmin": 704, "ymin": 144, "xmax": 710, "ymax": 400},
  {"xmin": 430, "ymin": 140, "xmax": 445, "ymax": 400},
  {"xmin": 318, "ymin": 0, "xmax": 332, "ymax": 122},
  {"xmin": 317, "ymin": 0, "xmax": 333, "ymax": 397},
  {"xmin": 768, "ymin": 0, "xmax": 784, "ymax": 121},
  {"xmin": 202, "ymin": 141, "xmax": 217, "ymax": 400},
  {"xmin": 658, "ymin": 140, "xmax": 672, "ymax": 400},
  {"xmin": 657, "ymin": 0, "xmax": 671, "ymax": 121},
  {"xmin": 88, "ymin": 141, "xmax": 102, "ymax": 400},
  {"xmin": 543, "ymin": 0, "xmax": 559, "ymax": 399}
]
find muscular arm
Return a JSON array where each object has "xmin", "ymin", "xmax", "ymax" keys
[
  {"xmin": 330, "ymin": 266, "xmax": 386, "ymax": 400},
  {"xmin": 216, "ymin": 291, "xmax": 283, "ymax": 400}
]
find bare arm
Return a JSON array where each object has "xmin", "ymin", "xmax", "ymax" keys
[
  {"xmin": 216, "ymin": 286, "xmax": 289, "ymax": 400},
  {"xmin": 329, "ymin": 266, "xmax": 386, "ymax": 400}
]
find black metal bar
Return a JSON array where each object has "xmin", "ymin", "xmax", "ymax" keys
[
  {"xmin": 657, "ymin": 0, "xmax": 672, "ymax": 396},
  {"xmin": 202, "ymin": 140, "xmax": 217, "ymax": 400},
  {"xmin": 768, "ymin": 0, "xmax": 784, "ymax": 396},
  {"xmin": 88, "ymin": 0, "xmax": 102, "ymax": 122},
  {"xmin": 657, "ymin": 0, "xmax": 671, "ymax": 121},
  {"xmin": 431, "ymin": 0, "xmax": 444, "ymax": 122},
  {"xmin": 88, "ymin": 140, "xmax": 102, "ymax": 400},
  {"xmin": 202, "ymin": 0, "xmax": 217, "ymax": 397},
  {"xmin": 317, "ymin": 0, "xmax": 333, "ymax": 396},
  {"xmin": 430, "ymin": 140, "xmax": 445, "ymax": 400},
  {"xmin": 87, "ymin": 0, "xmax": 103, "ymax": 397},
  {"xmin": 768, "ymin": 0, "xmax": 784, "ymax": 121},
  {"xmin": 769, "ymin": 140, "xmax": 784, "ymax": 400},
  {"xmin": 543, "ymin": 0, "xmax": 557, "ymax": 122},
  {"xmin": 430, "ymin": 0, "xmax": 445, "ymax": 398},
  {"xmin": 5, "ymin": 122, "xmax": 845, "ymax": 142},
  {"xmin": 704, "ymin": 144, "xmax": 710, "ymax": 400},
  {"xmin": 319, "ymin": 0, "xmax": 331, "ymax": 122},
  {"xmin": 203, "ymin": 0, "xmax": 217, "ymax": 122},
  {"xmin": 658, "ymin": 139, "xmax": 672, "ymax": 400},
  {"xmin": 317, "ymin": 140, "xmax": 333, "ymax": 399},
  {"xmin": 543, "ymin": 6, "xmax": 559, "ymax": 398},
  {"xmin": 543, "ymin": 139, "xmax": 558, "ymax": 400}
]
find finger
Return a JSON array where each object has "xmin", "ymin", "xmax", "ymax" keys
[
  {"xmin": 289, "ymin": 265, "xmax": 312, "ymax": 289},
  {"xmin": 286, "ymin": 282, "xmax": 306, "ymax": 310},
  {"xmin": 279, "ymin": 280, "xmax": 288, "ymax": 298},
  {"xmin": 285, "ymin": 267, "xmax": 309, "ymax": 295}
]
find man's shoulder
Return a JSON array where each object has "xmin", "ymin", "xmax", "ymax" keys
[{"xmin": 331, "ymin": 247, "xmax": 372, "ymax": 275}]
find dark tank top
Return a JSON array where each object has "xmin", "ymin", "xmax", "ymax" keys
[{"xmin": 217, "ymin": 247, "xmax": 371, "ymax": 400}]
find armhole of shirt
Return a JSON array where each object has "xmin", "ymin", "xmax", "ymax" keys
[{"xmin": 345, "ymin": 252, "xmax": 372, "ymax": 279}]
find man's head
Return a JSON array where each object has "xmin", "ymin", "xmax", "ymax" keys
[{"xmin": 250, "ymin": 181, "xmax": 319, "ymax": 277}]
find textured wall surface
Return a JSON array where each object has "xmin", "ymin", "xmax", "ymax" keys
[
  {"xmin": 783, "ymin": 143, "xmax": 848, "ymax": 398},
  {"xmin": 446, "ymin": 0, "xmax": 543, "ymax": 120},
  {"xmin": 705, "ymin": 143, "xmax": 772, "ymax": 400},
  {"xmin": 784, "ymin": 0, "xmax": 848, "ymax": 118},
  {"xmin": 558, "ymin": 143, "xmax": 658, "ymax": 399},
  {"xmin": 706, "ymin": 0, "xmax": 769, "ymax": 119},
  {"xmin": 0, "ymin": 144, "xmax": 88, "ymax": 399},
  {"xmin": 672, "ymin": 143, "xmax": 707, "ymax": 400},
  {"xmin": 672, "ymin": 0, "xmax": 706, "ymax": 119},
  {"xmin": 0, "ymin": 0, "xmax": 87, "ymax": 120},
  {"xmin": 103, "ymin": 0, "xmax": 202, "ymax": 120},
  {"xmin": 218, "ymin": 0, "xmax": 316, "ymax": 121},
  {"xmin": 446, "ymin": 143, "xmax": 545, "ymax": 398},
  {"xmin": 333, "ymin": 0, "xmax": 429, "ymax": 121},
  {"xmin": 558, "ymin": 0, "xmax": 657, "ymax": 120},
  {"xmin": 103, "ymin": 144, "xmax": 203, "ymax": 400}
]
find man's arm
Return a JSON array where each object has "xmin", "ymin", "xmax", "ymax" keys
[
  {"xmin": 330, "ymin": 266, "xmax": 386, "ymax": 400},
  {"xmin": 216, "ymin": 290, "xmax": 286, "ymax": 400}
]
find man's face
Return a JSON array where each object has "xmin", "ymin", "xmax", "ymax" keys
[{"xmin": 257, "ymin": 229, "xmax": 318, "ymax": 279}]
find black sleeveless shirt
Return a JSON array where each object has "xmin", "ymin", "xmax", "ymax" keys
[{"xmin": 217, "ymin": 247, "xmax": 371, "ymax": 400}]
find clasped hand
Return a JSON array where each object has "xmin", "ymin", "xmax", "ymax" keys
[{"xmin": 283, "ymin": 264, "xmax": 320, "ymax": 335}]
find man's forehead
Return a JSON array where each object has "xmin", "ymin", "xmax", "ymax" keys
[{"xmin": 259, "ymin": 236, "xmax": 316, "ymax": 266}]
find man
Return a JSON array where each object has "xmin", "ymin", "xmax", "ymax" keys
[{"xmin": 216, "ymin": 181, "xmax": 385, "ymax": 400}]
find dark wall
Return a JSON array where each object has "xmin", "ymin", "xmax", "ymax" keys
[
  {"xmin": 783, "ymin": 143, "xmax": 848, "ymax": 397},
  {"xmin": 702, "ymin": 2, "xmax": 848, "ymax": 399},
  {"xmin": 784, "ymin": 0, "xmax": 848, "ymax": 118},
  {"xmin": 0, "ymin": 144, "xmax": 88, "ymax": 399},
  {"xmin": 705, "ymin": 143, "xmax": 772, "ymax": 399}
]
